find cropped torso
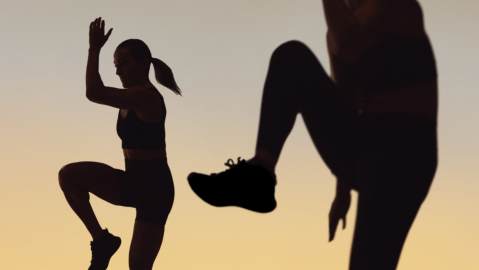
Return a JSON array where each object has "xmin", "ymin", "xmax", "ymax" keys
[
  {"xmin": 328, "ymin": 0, "xmax": 438, "ymax": 118},
  {"xmin": 116, "ymin": 108, "xmax": 166, "ymax": 154}
]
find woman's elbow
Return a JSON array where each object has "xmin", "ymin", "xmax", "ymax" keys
[{"xmin": 86, "ymin": 88, "xmax": 102, "ymax": 102}]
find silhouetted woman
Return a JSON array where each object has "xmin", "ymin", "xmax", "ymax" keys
[
  {"xmin": 59, "ymin": 18, "xmax": 181, "ymax": 270},
  {"xmin": 188, "ymin": 1, "xmax": 437, "ymax": 269}
]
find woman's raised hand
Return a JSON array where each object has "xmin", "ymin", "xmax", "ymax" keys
[{"xmin": 89, "ymin": 17, "xmax": 113, "ymax": 51}]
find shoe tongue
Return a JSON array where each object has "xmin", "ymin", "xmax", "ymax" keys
[{"xmin": 100, "ymin": 229, "xmax": 111, "ymax": 238}]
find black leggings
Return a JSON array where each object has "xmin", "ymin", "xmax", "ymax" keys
[
  {"xmin": 351, "ymin": 114, "xmax": 437, "ymax": 269},
  {"xmin": 255, "ymin": 40, "xmax": 437, "ymax": 269},
  {"xmin": 117, "ymin": 159, "xmax": 174, "ymax": 224}
]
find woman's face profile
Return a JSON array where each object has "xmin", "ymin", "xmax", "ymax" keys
[{"xmin": 114, "ymin": 48, "xmax": 143, "ymax": 87}]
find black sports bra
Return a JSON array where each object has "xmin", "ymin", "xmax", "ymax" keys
[{"xmin": 116, "ymin": 108, "xmax": 166, "ymax": 150}]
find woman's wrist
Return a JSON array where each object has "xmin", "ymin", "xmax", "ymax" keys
[
  {"xmin": 336, "ymin": 180, "xmax": 352, "ymax": 195},
  {"xmin": 88, "ymin": 47, "xmax": 101, "ymax": 54}
]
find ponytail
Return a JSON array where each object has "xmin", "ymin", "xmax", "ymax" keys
[{"xmin": 151, "ymin": 57, "xmax": 181, "ymax": 96}]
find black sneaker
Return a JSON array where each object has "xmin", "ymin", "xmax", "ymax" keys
[
  {"xmin": 188, "ymin": 157, "xmax": 277, "ymax": 213},
  {"xmin": 88, "ymin": 229, "xmax": 121, "ymax": 270}
]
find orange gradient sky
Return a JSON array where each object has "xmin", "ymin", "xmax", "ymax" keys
[{"xmin": 0, "ymin": 0, "xmax": 478, "ymax": 269}]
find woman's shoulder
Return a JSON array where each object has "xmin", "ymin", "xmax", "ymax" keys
[
  {"xmin": 131, "ymin": 84, "xmax": 164, "ymax": 104},
  {"xmin": 144, "ymin": 85, "xmax": 166, "ymax": 120},
  {"xmin": 124, "ymin": 84, "xmax": 165, "ymax": 121}
]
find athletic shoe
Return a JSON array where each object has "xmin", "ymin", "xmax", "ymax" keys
[
  {"xmin": 88, "ymin": 229, "xmax": 121, "ymax": 270},
  {"xmin": 188, "ymin": 157, "xmax": 277, "ymax": 213}
]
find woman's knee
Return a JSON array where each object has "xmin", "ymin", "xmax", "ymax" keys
[
  {"xmin": 268, "ymin": 40, "xmax": 329, "ymax": 89},
  {"xmin": 58, "ymin": 162, "xmax": 86, "ymax": 191},
  {"xmin": 271, "ymin": 40, "xmax": 315, "ymax": 62}
]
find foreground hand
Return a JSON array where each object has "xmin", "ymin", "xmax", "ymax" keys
[
  {"xmin": 328, "ymin": 188, "xmax": 351, "ymax": 242},
  {"xmin": 89, "ymin": 17, "xmax": 113, "ymax": 51}
]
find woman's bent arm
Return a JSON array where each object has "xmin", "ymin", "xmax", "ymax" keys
[
  {"xmin": 323, "ymin": 0, "xmax": 383, "ymax": 60},
  {"xmin": 85, "ymin": 17, "xmax": 153, "ymax": 111},
  {"xmin": 85, "ymin": 48, "xmax": 105, "ymax": 102}
]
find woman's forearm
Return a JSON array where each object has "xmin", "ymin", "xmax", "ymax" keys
[
  {"xmin": 85, "ymin": 48, "xmax": 105, "ymax": 101},
  {"xmin": 336, "ymin": 179, "xmax": 352, "ymax": 195},
  {"xmin": 323, "ymin": 0, "xmax": 384, "ymax": 61}
]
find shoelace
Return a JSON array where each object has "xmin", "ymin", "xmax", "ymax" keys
[
  {"xmin": 224, "ymin": 157, "xmax": 246, "ymax": 169},
  {"xmin": 210, "ymin": 157, "xmax": 246, "ymax": 176}
]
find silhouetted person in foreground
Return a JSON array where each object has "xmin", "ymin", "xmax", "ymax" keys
[
  {"xmin": 188, "ymin": 1, "xmax": 437, "ymax": 269},
  {"xmin": 59, "ymin": 18, "xmax": 181, "ymax": 270}
]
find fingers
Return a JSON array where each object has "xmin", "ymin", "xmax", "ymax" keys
[
  {"xmin": 90, "ymin": 17, "xmax": 98, "ymax": 32},
  {"xmin": 89, "ymin": 17, "xmax": 112, "ymax": 42},
  {"xmin": 329, "ymin": 196, "xmax": 350, "ymax": 242},
  {"xmin": 89, "ymin": 17, "xmax": 106, "ymax": 31},
  {"xmin": 89, "ymin": 21, "xmax": 94, "ymax": 36},
  {"xmin": 89, "ymin": 17, "xmax": 111, "ymax": 49},
  {"xmin": 329, "ymin": 214, "xmax": 347, "ymax": 242},
  {"xmin": 329, "ymin": 212, "xmax": 339, "ymax": 242},
  {"xmin": 90, "ymin": 17, "xmax": 99, "ymax": 27},
  {"xmin": 105, "ymin": 28, "xmax": 113, "ymax": 40},
  {"xmin": 328, "ymin": 221, "xmax": 338, "ymax": 242}
]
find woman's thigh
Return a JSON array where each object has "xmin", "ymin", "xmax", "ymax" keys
[
  {"xmin": 270, "ymin": 42, "xmax": 357, "ymax": 181},
  {"xmin": 350, "ymin": 188, "xmax": 425, "ymax": 270},
  {"xmin": 351, "ymin": 172, "xmax": 434, "ymax": 269},
  {"xmin": 350, "ymin": 117, "xmax": 437, "ymax": 269},
  {"xmin": 356, "ymin": 114, "xmax": 437, "ymax": 193},
  {"xmin": 59, "ymin": 161, "xmax": 131, "ymax": 207}
]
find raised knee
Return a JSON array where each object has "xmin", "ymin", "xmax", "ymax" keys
[
  {"xmin": 272, "ymin": 40, "xmax": 312, "ymax": 59},
  {"xmin": 58, "ymin": 163, "xmax": 79, "ymax": 191}
]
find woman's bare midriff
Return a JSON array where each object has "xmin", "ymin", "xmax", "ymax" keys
[{"xmin": 123, "ymin": 148, "xmax": 167, "ymax": 160}]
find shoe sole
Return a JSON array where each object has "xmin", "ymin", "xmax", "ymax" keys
[{"xmin": 188, "ymin": 175, "xmax": 277, "ymax": 213}]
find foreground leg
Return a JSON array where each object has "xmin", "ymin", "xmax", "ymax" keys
[
  {"xmin": 350, "ymin": 189, "xmax": 426, "ymax": 270},
  {"xmin": 254, "ymin": 40, "xmax": 353, "ymax": 178},
  {"xmin": 350, "ymin": 116, "xmax": 437, "ymax": 269},
  {"xmin": 188, "ymin": 40, "xmax": 352, "ymax": 212}
]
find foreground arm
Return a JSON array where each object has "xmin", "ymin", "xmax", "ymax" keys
[{"xmin": 323, "ymin": 0, "xmax": 383, "ymax": 60}]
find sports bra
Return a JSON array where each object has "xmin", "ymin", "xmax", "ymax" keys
[
  {"xmin": 333, "ymin": 34, "xmax": 437, "ymax": 91},
  {"xmin": 116, "ymin": 107, "xmax": 166, "ymax": 150}
]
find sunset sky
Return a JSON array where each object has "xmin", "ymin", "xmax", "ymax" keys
[{"xmin": 0, "ymin": 0, "xmax": 477, "ymax": 269}]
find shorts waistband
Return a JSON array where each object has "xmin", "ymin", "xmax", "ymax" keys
[{"xmin": 123, "ymin": 148, "xmax": 167, "ymax": 161}]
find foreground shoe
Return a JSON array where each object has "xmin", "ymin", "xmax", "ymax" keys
[
  {"xmin": 88, "ymin": 229, "xmax": 121, "ymax": 270},
  {"xmin": 188, "ymin": 157, "xmax": 277, "ymax": 213}
]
